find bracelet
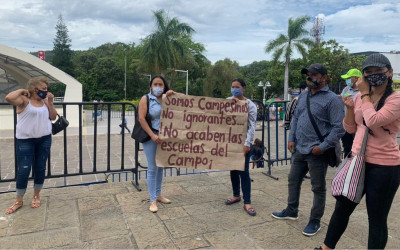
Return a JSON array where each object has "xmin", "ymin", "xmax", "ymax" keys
[{"xmin": 361, "ymin": 94, "xmax": 370, "ymax": 100}]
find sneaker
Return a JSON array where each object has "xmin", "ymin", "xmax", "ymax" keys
[
  {"xmin": 302, "ymin": 220, "xmax": 321, "ymax": 236},
  {"xmin": 271, "ymin": 209, "xmax": 298, "ymax": 220}
]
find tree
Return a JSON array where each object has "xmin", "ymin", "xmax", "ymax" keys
[
  {"xmin": 141, "ymin": 10, "xmax": 195, "ymax": 75},
  {"xmin": 265, "ymin": 16, "xmax": 314, "ymax": 100},
  {"xmin": 203, "ymin": 59, "xmax": 241, "ymax": 98},
  {"xmin": 307, "ymin": 40, "xmax": 365, "ymax": 93},
  {"xmin": 52, "ymin": 14, "xmax": 74, "ymax": 76}
]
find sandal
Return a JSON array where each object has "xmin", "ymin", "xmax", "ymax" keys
[
  {"xmin": 31, "ymin": 195, "xmax": 41, "ymax": 208},
  {"xmin": 225, "ymin": 197, "xmax": 241, "ymax": 205},
  {"xmin": 244, "ymin": 205, "xmax": 256, "ymax": 216},
  {"xmin": 5, "ymin": 201, "xmax": 23, "ymax": 214}
]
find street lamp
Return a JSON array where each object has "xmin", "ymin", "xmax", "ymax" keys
[
  {"xmin": 173, "ymin": 69, "xmax": 189, "ymax": 95},
  {"xmin": 141, "ymin": 74, "xmax": 151, "ymax": 82},
  {"xmin": 258, "ymin": 81, "xmax": 271, "ymax": 104},
  {"xmin": 124, "ymin": 49, "xmax": 127, "ymax": 99}
]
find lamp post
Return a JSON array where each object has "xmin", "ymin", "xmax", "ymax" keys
[
  {"xmin": 258, "ymin": 81, "xmax": 271, "ymax": 104},
  {"xmin": 124, "ymin": 49, "xmax": 127, "ymax": 99},
  {"xmin": 173, "ymin": 69, "xmax": 189, "ymax": 95}
]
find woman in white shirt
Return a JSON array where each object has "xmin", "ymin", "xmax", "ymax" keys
[{"xmin": 5, "ymin": 77, "xmax": 57, "ymax": 214}]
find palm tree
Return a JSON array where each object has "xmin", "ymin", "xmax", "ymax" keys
[
  {"xmin": 265, "ymin": 16, "xmax": 314, "ymax": 100},
  {"xmin": 142, "ymin": 10, "xmax": 195, "ymax": 75}
]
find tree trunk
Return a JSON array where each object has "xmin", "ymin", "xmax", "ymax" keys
[{"xmin": 284, "ymin": 57, "xmax": 290, "ymax": 100}]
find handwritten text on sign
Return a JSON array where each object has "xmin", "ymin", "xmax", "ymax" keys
[{"xmin": 156, "ymin": 95, "xmax": 248, "ymax": 171}]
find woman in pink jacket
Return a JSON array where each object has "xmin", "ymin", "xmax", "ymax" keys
[{"xmin": 321, "ymin": 53, "xmax": 400, "ymax": 249}]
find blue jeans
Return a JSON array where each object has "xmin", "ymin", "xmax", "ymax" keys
[
  {"xmin": 287, "ymin": 151, "xmax": 328, "ymax": 221},
  {"xmin": 230, "ymin": 152, "xmax": 251, "ymax": 204},
  {"xmin": 16, "ymin": 134, "xmax": 52, "ymax": 196},
  {"xmin": 142, "ymin": 135, "xmax": 164, "ymax": 202}
]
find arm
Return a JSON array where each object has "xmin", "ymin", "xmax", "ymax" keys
[
  {"xmin": 244, "ymin": 101, "xmax": 257, "ymax": 155},
  {"xmin": 5, "ymin": 89, "xmax": 29, "ymax": 110},
  {"xmin": 342, "ymin": 94, "xmax": 357, "ymax": 134},
  {"xmin": 361, "ymin": 94, "xmax": 400, "ymax": 129},
  {"xmin": 288, "ymin": 95, "xmax": 301, "ymax": 151},
  {"xmin": 44, "ymin": 92, "xmax": 57, "ymax": 120},
  {"xmin": 318, "ymin": 97, "xmax": 345, "ymax": 152}
]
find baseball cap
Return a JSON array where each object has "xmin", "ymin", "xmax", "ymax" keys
[
  {"xmin": 362, "ymin": 53, "xmax": 392, "ymax": 72},
  {"xmin": 341, "ymin": 69, "xmax": 362, "ymax": 79},
  {"xmin": 301, "ymin": 63, "xmax": 327, "ymax": 75}
]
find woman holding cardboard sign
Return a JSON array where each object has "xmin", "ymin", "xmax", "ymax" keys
[
  {"xmin": 138, "ymin": 75, "xmax": 178, "ymax": 213},
  {"xmin": 225, "ymin": 78, "xmax": 258, "ymax": 216}
]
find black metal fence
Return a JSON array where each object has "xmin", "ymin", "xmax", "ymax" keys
[{"xmin": 0, "ymin": 100, "xmax": 293, "ymax": 191}]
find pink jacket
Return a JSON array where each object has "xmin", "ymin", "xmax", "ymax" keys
[{"xmin": 343, "ymin": 91, "xmax": 400, "ymax": 166}]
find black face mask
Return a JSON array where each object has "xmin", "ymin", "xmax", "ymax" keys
[
  {"xmin": 37, "ymin": 89, "xmax": 48, "ymax": 99},
  {"xmin": 306, "ymin": 77, "xmax": 321, "ymax": 89}
]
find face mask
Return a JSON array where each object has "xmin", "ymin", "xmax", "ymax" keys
[
  {"xmin": 152, "ymin": 87, "xmax": 164, "ymax": 97},
  {"xmin": 345, "ymin": 78, "xmax": 352, "ymax": 87},
  {"xmin": 231, "ymin": 88, "xmax": 243, "ymax": 97},
  {"xmin": 365, "ymin": 73, "xmax": 387, "ymax": 86},
  {"xmin": 306, "ymin": 77, "xmax": 321, "ymax": 89},
  {"xmin": 37, "ymin": 89, "xmax": 48, "ymax": 99}
]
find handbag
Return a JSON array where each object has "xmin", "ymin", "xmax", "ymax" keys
[
  {"xmin": 331, "ymin": 128, "xmax": 369, "ymax": 203},
  {"xmin": 306, "ymin": 92, "xmax": 341, "ymax": 167},
  {"xmin": 131, "ymin": 94, "xmax": 152, "ymax": 143},
  {"xmin": 52, "ymin": 114, "xmax": 69, "ymax": 135}
]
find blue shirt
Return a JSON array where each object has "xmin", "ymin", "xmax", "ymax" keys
[
  {"xmin": 147, "ymin": 92, "xmax": 162, "ymax": 130},
  {"xmin": 289, "ymin": 85, "xmax": 345, "ymax": 154}
]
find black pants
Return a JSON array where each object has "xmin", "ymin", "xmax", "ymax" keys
[
  {"xmin": 324, "ymin": 163, "xmax": 400, "ymax": 249},
  {"xmin": 341, "ymin": 132, "xmax": 354, "ymax": 158}
]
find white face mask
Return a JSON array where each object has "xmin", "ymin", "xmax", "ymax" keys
[{"xmin": 152, "ymin": 87, "xmax": 164, "ymax": 97}]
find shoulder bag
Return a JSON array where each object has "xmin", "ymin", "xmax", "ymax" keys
[
  {"xmin": 331, "ymin": 128, "xmax": 369, "ymax": 203},
  {"xmin": 131, "ymin": 95, "xmax": 152, "ymax": 143},
  {"xmin": 52, "ymin": 114, "xmax": 69, "ymax": 135}
]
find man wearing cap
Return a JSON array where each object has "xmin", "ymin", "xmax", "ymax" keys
[
  {"xmin": 272, "ymin": 63, "xmax": 345, "ymax": 237},
  {"xmin": 340, "ymin": 69, "xmax": 362, "ymax": 157}
]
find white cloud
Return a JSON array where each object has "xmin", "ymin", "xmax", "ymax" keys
[{"xmin": 0, "ymin": 0, "xmax": 399, "ymax": 65}]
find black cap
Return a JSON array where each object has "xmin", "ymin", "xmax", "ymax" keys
[
  {"xmin": 362, "ymin": 53, "xmax": 392, "ymax": 72},
  {"xmin": 301, "ymin": 63, "xmax": 327, "ymax": 75}
]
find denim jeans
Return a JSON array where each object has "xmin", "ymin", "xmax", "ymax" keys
[
  {"xmin": 142, "ymin": 135, "xmax": 164, "ymax": 202},
  {"xmin": 16, "ymin": 134, "xmax": 52, "ymax": 196},
  {"xmin": 230, "ymin": 152, "xmax": 251, "ymax": 204},
  {"xmin": 324, "ymin": 163, "xmax": 400, "ymax": 249},
  {"xmin": 286, "ymin": 151, "xmax": 328, "ymax": 221}
]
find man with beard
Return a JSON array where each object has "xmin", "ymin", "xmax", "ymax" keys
[{"xmin": 271, "ymin": 63, "xmax": 345, "ymax": 236}]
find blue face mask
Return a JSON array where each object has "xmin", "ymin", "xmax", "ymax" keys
[
  {"xmin": 152, "ymin": 87, "xmax": 164, "ymax": 97},
  {"xmin": 345, "ymin": 78, "xmax": 352, "ymax": 87},
  {"xmin": 231, "ymin": 88, "xmax": 243, "ymax": 97},
  {"xmin": 37, "ymin": 89, "xmax": 48, "ymax": 99}
]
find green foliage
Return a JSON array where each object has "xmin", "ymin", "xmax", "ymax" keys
[
  {"xmin": 141, "ymin": 10, "xmax": 195, "ymax": 75},
  {"xmin": 52, "ymin": 14, "xmax": 74, "ymax": 76},
  {"xmin": 307, "ymin": 40, "xmax": 365, "ymax": 93},
  {"xmin": 202, "ymin": 59, "xmax": 242, "ymax": 98},
  {"xmin": 48, "ymin": 82, "xmax": 66, "ymax": 97}
]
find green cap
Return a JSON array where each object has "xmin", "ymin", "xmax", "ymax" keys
[{"xmin": 341, "ymin": 69, "xmax": 362, "ymax": 79}]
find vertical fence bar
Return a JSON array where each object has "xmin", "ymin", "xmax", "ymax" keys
[
  {"xmin": 63, "ymin": 104, "xmax": 68, "ymax": 175},
  {"xmin": 107, "ymin": 103, "xmax": 111, "ymax": 172},
  {"xmin": 93, "ymin": 104, "xmax": 97, "ymax": 172},
  {"xmin": 121, "ymin": 104, "xmax": 125, "ymax": 170},
  {"xmin": 79, "ymin": 104, "xmax": 83, "ymax": 174}
]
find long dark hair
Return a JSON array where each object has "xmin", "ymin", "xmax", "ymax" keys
[{"xmin": 150, "ymin": 75, "xmax": 170, "ymax": 93}]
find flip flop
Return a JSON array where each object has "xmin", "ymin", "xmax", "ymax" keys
[
  {"xmin": 225, "ymin": 197, "xmax": 241, "ymax": 205},
  {"xmin": 244, "ymin": 205, "xmax": 256, "ymax": 216}
]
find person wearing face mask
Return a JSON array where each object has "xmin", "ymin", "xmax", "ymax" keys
[
  {"xmin": 5, "ymin": 77, "xmax": 57, "ymax": 214},
  {"xmin": 224, "ymin": 78, "xmax": 257, "ymax": 216},
  {"xmin": 138, "ymin": 75, "xmax": 178, "ymax": 213},
  {"xmin": 340, "ymin": 69, "xmax": 362, "ymax": 158},
  {"xmin": 272, "ymin": 63, "xmax": 345, "ymax": 236},
  {"xmin": 319, "ymin": 53, "xmax": 400, "ymax": 250}
]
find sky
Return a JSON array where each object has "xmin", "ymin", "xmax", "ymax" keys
[{"xmin": 1, "ymin": 0, "xmax": 399, "ymax": 66}]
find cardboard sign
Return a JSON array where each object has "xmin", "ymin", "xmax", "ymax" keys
[{"xmin": 156, "ymin": 94, "xmax": 248, "ymax": 170}]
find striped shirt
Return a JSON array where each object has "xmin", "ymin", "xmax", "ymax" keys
[{"xmin": 289, "ymin": 85, "xmax": 345, "ymax": 154}]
